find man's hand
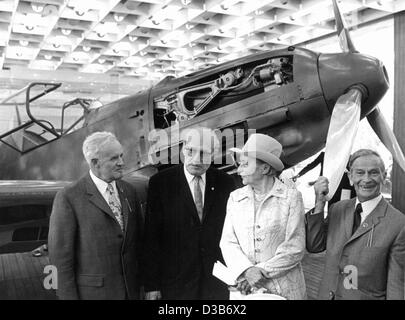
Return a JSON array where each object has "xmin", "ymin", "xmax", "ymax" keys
[
  {"xmin": 145, "ymin": 290, "xmax": 162, "ymax": 300},
  {"xmin": 242, "ymin": 266, "xmax": 267, "ymax": 288},
  {"xmin": 314, "ymin": 176, "xmax": 329, "ymax": 212}
]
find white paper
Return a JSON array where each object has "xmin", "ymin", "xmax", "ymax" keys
[{"xmin": 212, "ymin": 261, "xmax": 236, "ymax": 286}]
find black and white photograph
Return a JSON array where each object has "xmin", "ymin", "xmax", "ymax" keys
[{"xmin": 0, "ymin": 0, "xmax": 404, "ymax": 309}]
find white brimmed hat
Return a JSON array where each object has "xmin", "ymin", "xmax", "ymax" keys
[{"xmin": 229, "ymin": 134, "xmax": 284, "ymax": 171}]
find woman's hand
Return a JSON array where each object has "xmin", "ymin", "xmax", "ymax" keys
[
  {"xmin": 236, "ymin": 279, "xmax": 252, "ymax": 295},
  {"xmin": 242, "ymin": 266, "xmax": 267, "ymax": 288}
]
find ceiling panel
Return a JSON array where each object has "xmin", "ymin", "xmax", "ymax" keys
[{"xmin": 0, "ymin": 0, "xmax": 402, "ymax": 81}]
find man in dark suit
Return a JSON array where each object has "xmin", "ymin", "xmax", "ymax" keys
[
  {"xmin": 143, "ymin": 127, "xmax": 236, "ymax": 300},
  {"xmin": 48, "ymin": 131, "xmax": 143, "ymax": 300},
  {"xmin": 306, "ymin": 149, "xmax": 405, "ymax": 300}
]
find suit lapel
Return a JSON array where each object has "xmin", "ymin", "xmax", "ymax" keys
[
  {"xmin": 345, "ymin": 197, "xmax": 388, "ymax": 245},
  {"xmin": 202, "ymin": 168, "xmax": 216, "ymax": 222},
  {"xmin": 343, "ymin": 198, "xmax": 357, "ymax": 241},
  {"xmin": 85, "ymin": 174, "xmax": 122, "ymax": 230},
  {"xmin": 179, "ymin": 165, "xmax": 202, "ymax": 224}
]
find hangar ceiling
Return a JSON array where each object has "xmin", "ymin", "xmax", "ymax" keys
[{"xmin": 1, "ymin": 0, "xmax": 404, "ymax": 79}]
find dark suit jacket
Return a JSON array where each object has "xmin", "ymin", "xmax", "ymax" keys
[
  {"xmin": 306, "ymin": 197, "xmax": 405, "ymax": 300},
  {"xmin": 48, "ymin": 173, "xmax": 143, "ymax": 300},
  {"xmin": 142, "ymin": 165, "xmax": 236, "ymax": 299}
]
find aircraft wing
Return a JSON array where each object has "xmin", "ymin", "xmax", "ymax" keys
[
  {"xmin": 0, "ymin": 180, "xmax": 70, "ymax": 206},
  {"xmin": 0, "ymin": 180, "xmax": 70, "ymax": 254}
]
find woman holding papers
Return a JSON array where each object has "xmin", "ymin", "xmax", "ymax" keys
[{"xmin": 220, "ymin": 134, "xmax": 307, "ymax": 300}]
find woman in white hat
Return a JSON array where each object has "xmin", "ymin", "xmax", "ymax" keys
[{"xmin": 220, "ymin": 133, "xmax": 307, "ymax": 300}]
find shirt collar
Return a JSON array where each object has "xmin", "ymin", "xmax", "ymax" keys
[
  {"xmin": 355, "ymin": 194, "xmax": 383, "ymax": 217},
  {"xmin": 236, "ymin": 178, "xmax": 288, "ymax": 202},
  {"xmin": 183, "ymin": 165, "xmax": 206, "ymax": 185},
  {"xmin": 89, "ymin": 170, "xmax": 117, "ymax": 195}
]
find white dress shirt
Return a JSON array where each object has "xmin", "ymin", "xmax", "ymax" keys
[
  {"xmin": 89, "ymin": 170, "xmax": 121, "ymax": 206},
  {"xmin": 355, "ymin": 194, "xmax": 383, "ymax": 223},
  {"xmin": 183, "ymin": 165, "xmax": 206, "ymax": 206}
]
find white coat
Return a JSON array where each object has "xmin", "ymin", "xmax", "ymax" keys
[{"xmin": 220, "ymin": 178, "xmax": 307, "ymax": 300}]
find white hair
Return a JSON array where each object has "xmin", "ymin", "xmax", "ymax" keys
[
  {"xmin": 181, "ymin": 126, "xmax": 221, "ymax": 154},
  {"xmin": 82, "ymin": 131, "xmax": 119, "ymax": 164}
]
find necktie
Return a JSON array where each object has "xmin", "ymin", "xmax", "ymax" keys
[
  {"xmin": 193, "ymin": 176, "xmax": 203, "ymax": 222},
  {"xmin": 352, "ymin": 203, "xmax": 362, "ymax": 235},
  {"xmin": 106, "ymin": 183, "xmax": 124, "ymax": 231}
]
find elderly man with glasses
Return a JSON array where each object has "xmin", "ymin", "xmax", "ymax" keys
[{"xmin": 143, "ymin": 126, "xmax": 236, "ymax": 300}]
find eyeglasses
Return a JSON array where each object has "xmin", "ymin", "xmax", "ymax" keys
[{"xmin": 184, "ymin": 147, "xmax": 213, "ymax": 159}]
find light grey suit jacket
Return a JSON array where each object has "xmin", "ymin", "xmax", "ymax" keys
[
  {"xmin": 306, "ymin": 197, "xmax": 405, "ymax": 300},
  {"xmin": 48, "ymin": 173, "xmax": 143, "ymax": 300}
]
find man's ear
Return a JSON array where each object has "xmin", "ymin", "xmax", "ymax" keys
[
  {"xmin": 91, "ymin": 158, "xmax": 99, "ymax": 168},
  {"xmin": 347, "ymin": 170, "xmax": 353, "ymax": 186},
  {"xmin": 382, "ymin": 170, "xmax": 387, "ymax": 183}
]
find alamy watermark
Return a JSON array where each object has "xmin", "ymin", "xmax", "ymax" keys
[
  {"xmin": 43, "ymin": 265, "xmax": 57, "ymax": 290},
  {"xmin": 343, "ymin": 265, "xmax": 358, "ymax": 290},
  {"xmin": 147, "ymin": 125, "xmax": 257, "ymax": 166}
]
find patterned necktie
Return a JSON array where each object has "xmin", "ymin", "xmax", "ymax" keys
[
  {"xmin": 106, "ymin": 183, "xmax": 124, "ymax": 231},
  {"xmin": 352, "ymin": 203, "xmax": 362, "ymax": 235},
  {"xmin": 193, "ymin": 176, "xmax": 203, "ymax": 222}
]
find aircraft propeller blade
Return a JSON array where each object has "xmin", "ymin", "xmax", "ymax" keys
[
  {"xmin": 332, "ymin": 0, "xmax": 357, "ymax": 53},
  {"xmin": 323, "ymin": 88, "xmax": 362, "ymax": 200},
  {"xmin": 367, "ymin": 107, "xmax": 405, "ymax": 172}
]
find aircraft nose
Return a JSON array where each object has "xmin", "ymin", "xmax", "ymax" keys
[{"xmin": 318, "ymin": 53, "xmax": 389, "ymax": 118}]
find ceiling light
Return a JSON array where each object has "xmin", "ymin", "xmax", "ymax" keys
[
  {"xmin": 181, "ymin": 0, "xmax": 192, "ymax": 4},
  {"xmin": 44, "ymin": 54, "xmax": 52, "ymax": 60},
  {"xmin": 128, "ymin": 35, "xmax": 137, "ymax": 42},
  {"xmin": 82, "ymin": 46, "xmax": 91, "ymax": 52},
  {"xmin": 25, "ymin": 25, "xmax": 34, "ymax": 31},
  {"xmin": 114, "ymin": 13, "xmax": 125, "ymax": 22},
  {"xmin": 53, "ymin": 43, "xmax": 60, "ymax": 48},
  {"xmin": 98, "ymin": 58, "xmax": 105, "ymax": 64},
  {"xmin": 61, "ymin": 28, "xmax": 71, "ymax": 35},
  {"xmin": 16, "ymin": 52, "xmax": 22, "ymax": 57},
  {"xmin": 19, "ymin": 40, "xmax": 29, "ymax": 46},
  {"xmin": 75, "ymin": 10, "xmax": 86, "ymax": 16},
  {"xmin": 31, "ymin": 2, "xmax": 44, "ymax": 13},
  {"xmin": 97, "ymin": 32, "xmax": 105, "ymax": 38}
]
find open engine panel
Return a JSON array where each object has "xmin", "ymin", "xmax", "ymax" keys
[{"xmin": 153, "ymin": 55, "xmax": 293, "ymax": 129}]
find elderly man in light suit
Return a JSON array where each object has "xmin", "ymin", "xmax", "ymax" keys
[
  {"xmin": 48, "ymin": 131, "xmax": 143, "ymax": 300},
  {"xmin": 306, "ymin": 149, "xmax": 405, "ymax": 300}
]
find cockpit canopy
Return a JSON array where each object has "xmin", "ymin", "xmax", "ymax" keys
[{"xmin": 0, "ymin": 82, "xmax": 98, "ymax": 153}]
